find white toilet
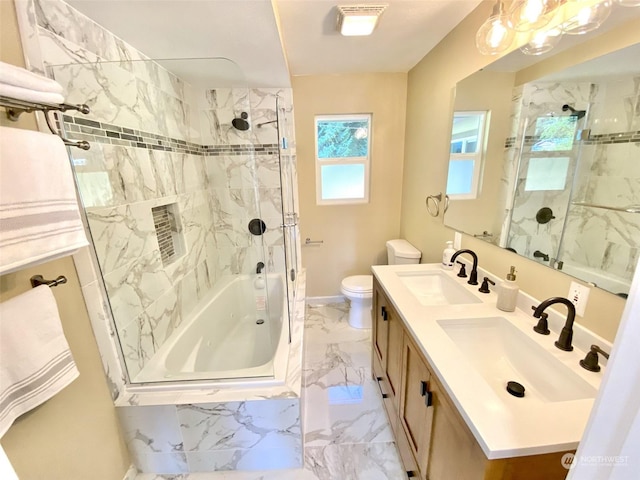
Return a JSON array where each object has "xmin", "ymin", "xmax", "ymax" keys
[{"xmin": 341, "ymin": 239, "xmax": 422, "ymax": 329}]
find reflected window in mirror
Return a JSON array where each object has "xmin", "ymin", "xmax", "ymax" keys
[
  {"xmin": 525, "ymin": 157, "xmax": 571, "ymax": 191},
  {"xmin": 446, "ymin": 111, "xmax": 488, "ymax": 199},
  {"xmin": 531, "ymin": 116, "xmax": 578, "ymax": 152}
]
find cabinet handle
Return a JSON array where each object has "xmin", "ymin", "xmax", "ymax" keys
[
  {"xmin": 376, "ymin": 376, "xmax": 389, "ymax": 399},
  {"xmin": 406, "ymin": 471, "xmax": 416, "ymax": 478},
  {"xmin": 425, "ymin": 391, "xmax": 433, "ymax": 407},
  {"xmin": 420, "ymin": 381, "xmax": 433, "ymax": 407},
  {"xmin": 381, "ymin": 306, "xmax": 388, "ymax": 321}
]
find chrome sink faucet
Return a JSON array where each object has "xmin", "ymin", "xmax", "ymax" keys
[
  {"xmin": 450, "ymin": 249, "xmax": 478, "ymax": 285},
  {"xmin": 532, "ymin": 297, "xmax": 576, "ymax": 351}
]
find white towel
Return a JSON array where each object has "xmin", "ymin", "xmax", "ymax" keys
[
  {"xmin": 0, "ymin": 61, "xmax": 64, "ymax": 95},
  {"xmin": 0, "ymin": 286, "xmax": 79, "ymax": 438},
  {"xmin": 0, "ymin": 83, "xmax": 65, "ymax": 106},
  {"xmin": 0, "ymin": 126, "xmax": 88, "ymax": 275}
]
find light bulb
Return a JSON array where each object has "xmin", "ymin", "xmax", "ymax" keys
[
  {"xmin": 520, "ymin": 28, "xmax": 563, "ymax": 55},
  {"xmin": 476, "ymin": 4, "xmax": 516, "ymax": 55},
  {"xmin": 508, "ymin": 0, "xmax": 560, "ymax": 32},
  {"xmin": 562, "ymin": 1, "xmax": 612, "ymax": 35}
]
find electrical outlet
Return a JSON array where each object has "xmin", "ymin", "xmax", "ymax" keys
[
  {"xmin": 454, "ymin": 231, "xmax": 462, "ymax": 250},
  {"xmin": 568, "ymin": 281, "xmax": 590, "ymax": 317}
]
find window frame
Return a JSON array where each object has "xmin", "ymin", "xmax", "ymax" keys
[
  {"xmin": 314, "ymin": 113, "xmax": 372, "ymax": 205},
  {"xmin": 446, "ymin": 110, "xmax": 488, "ymax": 200}
]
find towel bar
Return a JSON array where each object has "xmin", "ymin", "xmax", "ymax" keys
[
  {"xmin": 30, "ymin": 275, "xmax": 67, "ymax": 288},
  {"xmin": 0, "ymin": 95, "xmax": 91, "ymax": 150}
]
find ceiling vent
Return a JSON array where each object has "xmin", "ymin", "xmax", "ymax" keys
[{"xmin": 336, "ymin": 4, "xmax": 388, "ymax": 36}]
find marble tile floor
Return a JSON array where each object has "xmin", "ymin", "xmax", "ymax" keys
[{"xmin": 136, "ymin": 302, "xmax": 405, "ymax": 480}]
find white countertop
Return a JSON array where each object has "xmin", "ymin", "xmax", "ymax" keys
[{"xmin": 372, "ymin": 262, "xmax": 612, "ymax": 460}]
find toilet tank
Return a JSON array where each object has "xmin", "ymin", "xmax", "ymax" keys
[{"xmin": 386, "ymin": 239, "xmax": 421, "ymax": 265}]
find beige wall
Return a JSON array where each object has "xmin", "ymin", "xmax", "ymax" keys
[
  {"xmin": 0, "ymin": 1, "xmax": 130, "ymax": 478},
  {"xmin": 400, "ymin": 4, "xmax": 639, "ymax": 342},
  {"xmin": 293, "ymin": 73, "xmax": 407, "ymax": 297}
]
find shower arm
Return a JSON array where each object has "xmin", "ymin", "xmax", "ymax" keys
[{"xmin": 256, "ymin": 120, "xmax": 277, "ymax": 128}]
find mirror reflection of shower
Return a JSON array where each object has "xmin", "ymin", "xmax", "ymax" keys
[
  {"xmin": 256, "ymin": 120, "xmax": 278, "ymax": 128},
  {"xmin": 232, "ymin": 111, "xmax": 250, "ymax": 130},
  {"xmin": 562, "ymin": 104, "xmax": 586, "ymax": 119}
]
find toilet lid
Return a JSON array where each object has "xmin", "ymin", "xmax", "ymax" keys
[{"xmin": 341, "ymin": 275, "xmax": 373, "ymax": 293}]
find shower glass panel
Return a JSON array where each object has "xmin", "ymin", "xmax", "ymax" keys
[
  {"xmin": 276, "ymin": 94, "xmax": 300, "ymax": 340},
  {"xmin": 48, "ymin": 58, "xmax": 291, "ymax": 384},
  {"xmin": 506, "ymin": 102, "xmax": 586, "ymax": 264}
]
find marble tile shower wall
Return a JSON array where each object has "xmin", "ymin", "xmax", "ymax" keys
[
  {"xmin": 562, "ymin": 75, "xmax": 640, "ymax": 283},
  {"xmin": 504, "ymin": 77, "xmax": 639, "ymax": 284},
  {"xmin": 506, "ymin": 81, "xmax": 593, "ymax": 260},
  {"xmin": 29, "ymin": 0, "xmax": 295, "ymax": 379}
]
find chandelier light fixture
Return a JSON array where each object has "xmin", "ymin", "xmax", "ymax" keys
[
  {"xmin": 476, "ymin": 0, "xmax": 640, "ymax": 56},
  {"xmin": 508, "ymin": 0, "xmax": 560, "ymax": 31},
  {"xmin": 562, "ymin": 0, "xmax": 612, "ymax": 34},
  {"xmin": 475, "ymin": 1, "xmax": 516, "ymax": 55}
]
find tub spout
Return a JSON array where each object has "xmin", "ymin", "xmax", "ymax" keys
[{"xmin": 256, "ymin": 262, "xmax": 265, "ymax": 274}]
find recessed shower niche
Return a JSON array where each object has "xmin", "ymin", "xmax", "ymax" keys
[{"xmin": 152, "ymin": 202, "xmax": 185, "ymax": 267}]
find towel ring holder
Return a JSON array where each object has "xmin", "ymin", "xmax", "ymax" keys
[{"xmin": 425, "ymin": 193, "xmax": 450, "ymax": 217}]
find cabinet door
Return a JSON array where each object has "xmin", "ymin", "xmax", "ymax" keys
[
  {"xmin": 427, "ymin": 376, "xmax": 487, "ymax": 480},
  {"xmin": 372, "ymin": 282, "xmax": 389, "ymax": 368},
  {"xmin": 399, "ymin": 335, "xmax": 434, "ymax": 477},
  {"xmin": 386, "ymin": 304, "xmax": 403, "ymax": 406}
]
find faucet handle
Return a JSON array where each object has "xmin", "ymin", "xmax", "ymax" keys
[
  {"xmin": 531, "ymin": 305, "xmax": 550, "ymax": 335},
  {"xmin": 580, "ymin": 345, "xmax": 610, "ymax": 372},
  {"xmin": 478, "ymin": 277, "xmax": 495, "ymax": 294},
  {"xmin": 456, "ymin": 261, "xmax": 467, "ymax": 278}
]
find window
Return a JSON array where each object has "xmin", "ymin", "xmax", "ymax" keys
[
  {"xmin": 315, "ymin": 114, "xmax": 371, "ymax": 204},
  {"xmin": 446, "ymin": 111, "xmax": 487, "ymax": 199}
]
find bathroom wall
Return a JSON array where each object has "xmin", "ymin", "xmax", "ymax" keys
[
  {"xmin": 19, "ymin": 0, "xmax": 295, "ymax": 381},
  {"xmin": 0, "ymin": 3, "xmax": 131, "ymax": 478},
  {"xmin": 293, "ymin": 73, "xmax": 407, "ymax": 297},
  {"xmin": 401, "ymin": 4, "xmax": 640, "ymax": 342}
]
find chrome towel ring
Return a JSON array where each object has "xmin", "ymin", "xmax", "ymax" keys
[{"xmin": 425, "ymin": 193, "xmax": 449, "ymax": 217}]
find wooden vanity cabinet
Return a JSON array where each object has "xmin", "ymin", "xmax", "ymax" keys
[
  {"xmin": 372, "ymin": 277, "xmax": 573, "ymax": 480},
  {"xmin": 372, "ymin": 281, "xmax": 403, "ymax": 409},
  {"xmin": 399, "ymin": 334, "xmax": 434, "ymax": 477}
]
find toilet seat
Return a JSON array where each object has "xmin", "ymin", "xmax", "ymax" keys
[{"xmin": 341, "ymin": 275, "xmax": 373, "ymax": 299}]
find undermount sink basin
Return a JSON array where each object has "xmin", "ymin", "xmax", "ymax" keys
[
  {"xmin": 396, "ymin": 270, "xmax": 482, "ymax": 306},
  {"xmin": 437, "ymin": 317, "xmax": 597, "ymax": 403}
]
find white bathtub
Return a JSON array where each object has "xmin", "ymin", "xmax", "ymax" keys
[
  {"xmin": 560, "ymin": 262, "xmax": 631, "ymax": 296},
  {"xmin": 133, "ymin": 273, "xmax": 289, "ymax": 386}
]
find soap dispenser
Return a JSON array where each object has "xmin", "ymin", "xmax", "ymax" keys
[
  {"xmin": 497, "ymin": 266, "xmax": 519, "ymax": 312},
  {"xmin": 442, "ymin": 241, "xmax": 456, "ymax": 270}
]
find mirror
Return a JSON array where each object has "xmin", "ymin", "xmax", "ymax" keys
[{"xmin": 445, "ymin": 39, "xmax": 640, "ymax": 297}]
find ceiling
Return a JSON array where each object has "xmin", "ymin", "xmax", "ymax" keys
[{"xmin": 65, "ymin": 0, "xmax": 483, "ymax": 87}]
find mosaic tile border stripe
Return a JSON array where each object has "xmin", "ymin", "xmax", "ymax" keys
[
  {"xmin": 505, "ymin": 130, "xmax": 640, "ymax": 149},
  {"xmin": 61, "ymin": 114, "xmax": 279, "ymax": 156}
]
